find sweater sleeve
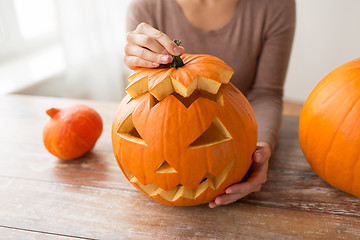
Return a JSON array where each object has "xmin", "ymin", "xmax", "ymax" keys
[
  {"xmin": 126, "ymin": 0, "xmax": 157, "ymax": 32},
  {"xmin": 246, "ymin": 0, "xmax": 296, "ymax": 150}
]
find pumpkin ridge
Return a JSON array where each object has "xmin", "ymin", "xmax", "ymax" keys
[
  {"xmin": 195, "ymin": 103, "xmax": 208, "ymax": 173},
  {"xmin": 301, "ymin": 63, "xmax": 360, "ymax": 159},
  {"xmin": 193, "ymin": 103, "xmax": 212, "ymax": 183},
  {"xmin": 162, "ymin": 96, "xmax": 171, "ymax": 181},
  {"xmin": 351, "ymin": 150, "xmax": 360, "ymax": 194},
  {"xmin": 142, "ymin": 99, "xmax": 154, "ymax": 184},
  {"xmin": 173, "ymin": 62, "xmax": 198, "ymax": 87},
  {"xmin": 353, "ymin": 155, "xmax": 360, "ymax": 195},
  {"xmin": 320, "ymin": 91, "xmax": 360, "ymax": 180},
  {"xmin": 77, "ymin": 112, "xmax": 103, "ymax": 135},
  {"xmin": 62, "ymin": 127, "xmax": 93, "ymax": 157},
  {"xmin": 335, "ymin": 98, "xmax": 360, "ymax": 193},
  {"xmin": 148, "ymin": 68, "xmax": 174, "ymax": 89}
]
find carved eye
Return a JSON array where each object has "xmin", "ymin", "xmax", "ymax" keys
[
  {"xmin": 117, "ymin": 114, "xmax": 146, "ymax": 145},
  {"xmin": 188, "ymin": 117, "xmax": 232, "ymax": 149}
]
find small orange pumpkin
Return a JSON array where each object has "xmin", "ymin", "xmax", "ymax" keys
[
  {"xmin": 112, "ymin": 46, "xmax": 257, "ymax": 206},
  {"xmin": 43, "ymin": 105, "xmax": 103, "ymax": 160},
  {"xmin": 299, "ymin": 58, "xmax": 360, "ymax": 197}
]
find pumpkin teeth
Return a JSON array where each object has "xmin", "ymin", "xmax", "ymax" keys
[
  {"xmin": 120, "ymin": 158, "xmax": 236, "ymax": 202},
  {"xmin": 213, "ymin": 158, "xmax": 235, "ymax": 189},
  {"xmin": 158, "ymin": 186, "xmax": 180, "ymax": 201},
  {"xmin": 172, "ymin": 186, "xmax": 193, "ymax": 201}
]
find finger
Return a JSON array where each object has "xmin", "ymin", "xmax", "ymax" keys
[
  {"xmin": 178, "ymin": 46, "xmax": 185, "ymax": 55},
  {"xmin": 124, "ymin": 56, "xmax": 159, "ymax": 70},
  {"xmin": 208, "ymin": 200, "xmax": 218, "ymax": 208},
  {"xmin": 125, "ymin": 44, "xmax": 173, "ymax": 64},
  {"xmin": 135, "ymin": 23, "xmax": 182, "ymax": 56},
  {"xmin": 225, "ymin": 181, "xmax": 260, "ymax": 195},
  {"xmin": 253, "ymin": 151, "xmax": 263, "ymax": 163},
  {"xmin": 127, "ymin": 32, "xmax": 167, "ymax": 55},
  {"xmin": 214, "ymin": 193, "xmax": 246, "ymax": 206},
  {"xmin": 253, "ymin": 147, "xmax": 271, "ymax": 163},
  {"xmin": 254, "ymin": 142, "xmax": 271, "ymax": 160}
]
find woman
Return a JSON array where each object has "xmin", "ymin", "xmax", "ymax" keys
[{"xmin": 124, "ymin": 0, "xmax": 296, "ymax": 208}]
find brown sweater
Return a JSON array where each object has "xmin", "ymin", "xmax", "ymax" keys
[{"xmin": 126, "ymin": 0, "xmax": 296, "ymax": 149}]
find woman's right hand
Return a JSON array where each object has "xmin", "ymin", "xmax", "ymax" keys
[{"xmin": 124, "ymin": 22, "xmax": 185, "ymax": 70}]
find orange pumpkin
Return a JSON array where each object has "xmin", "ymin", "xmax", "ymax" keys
[
  {"xmin": 43, "ymin": 105, "xmax": 103, "ymax": 160},
  {"xmin": 112, "ymin": 51, "xmax": 257, "ymax": 206},
  {"xmin": 299, "ymin": 58, "xmax": 360, "ymax": 197}
]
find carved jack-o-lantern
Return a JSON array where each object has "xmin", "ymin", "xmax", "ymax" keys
[{"xmin": 112, "ymin": 51, "xmax": 257, "ymax": 206}]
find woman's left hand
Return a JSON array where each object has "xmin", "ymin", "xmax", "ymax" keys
[{"xmin": 209, "ymin": 142, "xmax": 271, "ymax": 208}]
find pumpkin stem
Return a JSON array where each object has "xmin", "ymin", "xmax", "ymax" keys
[
  {"xmin": 46, "ymin": 108, "xmax": 60, "ymax": 118},
  {"xmin": 167, "ymin": 39, "xmax": 184, "ymax": 68}
]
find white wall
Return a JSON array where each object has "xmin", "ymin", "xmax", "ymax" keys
[{"xmin": 284, "ymin": 0, "xmax": 360, "ymax": 103}]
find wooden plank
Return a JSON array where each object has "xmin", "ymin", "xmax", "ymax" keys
[
  {"xmin": 1, "ymin": 176, "xmax": 360, "ymax": 240},
  {"xmin": 2, "ymin": 138, "xmax": 358, "ymax": 218},
  {"xmin": 0, "ymin": 95, "xmax": 359, "ymax": 218},
  {"xmin": 0, "ymin": 226, "xmax": 93, "ymax": 240}
]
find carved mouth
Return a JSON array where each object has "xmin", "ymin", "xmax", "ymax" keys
[{"xmin": 121, "ymin": 158, "xmax": 235, "ymax": 202}]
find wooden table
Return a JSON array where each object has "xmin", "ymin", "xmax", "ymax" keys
[{"xmin": 0, "ymin": 94, "xmax": 359, "ymax": 240}]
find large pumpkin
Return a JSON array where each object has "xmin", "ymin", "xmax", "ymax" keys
[
  {"xmin": 112, "ymin": 51, "xmax": 257, "ymax": 206},
  {"xmin": 299, "ymin": 58, "xmax": 360, "ymax": 197}
]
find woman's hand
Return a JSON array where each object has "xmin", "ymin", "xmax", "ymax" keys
[
  {"xmin": 124, "ymin": 22, "xmax": 185, "ymax": 70},
  {"xmin": 209, "ymin": 142, "xmax": 271, "ymax": 208}
]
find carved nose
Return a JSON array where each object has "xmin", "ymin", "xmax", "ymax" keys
[{"xmin": 155, "ymin": 160, "xmax": 177, "ymax": 173}]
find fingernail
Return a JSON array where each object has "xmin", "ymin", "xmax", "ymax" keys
[
  {"xmin": 173, "ymin": 47, "xmax": 181, "ymax": 55},
  {"xmin": 225, "ymin": 189, "xmax": 232, "ymax": 194},
  {"xmin": 160, "ymin": 55, "xmax": 169, "ymax": 63},
  {"xmin": 152, "ymin": 62, "xmax": 159, "ymax": 66}
]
